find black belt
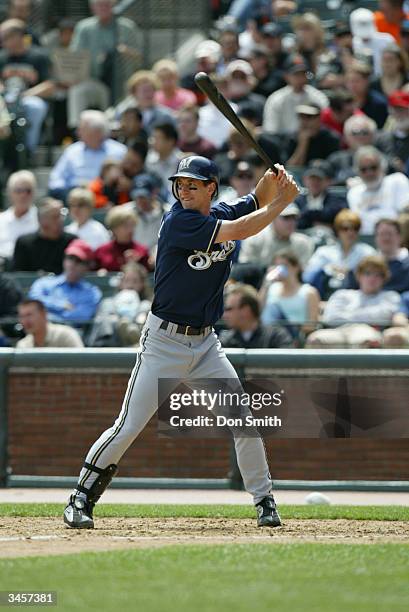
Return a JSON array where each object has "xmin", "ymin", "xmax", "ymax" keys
[{"xmin": 160, "ymin": 320, "xmax": 211, "ymax": 336}]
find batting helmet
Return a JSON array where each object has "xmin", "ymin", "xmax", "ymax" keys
[{"xmin": 169, "ymin": 156, "xmax": 219, "ymax": 200}]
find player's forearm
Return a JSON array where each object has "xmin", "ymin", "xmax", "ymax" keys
[{"xmin": 216, "ymin": 196, "xmax": 292, "ymax": 242}]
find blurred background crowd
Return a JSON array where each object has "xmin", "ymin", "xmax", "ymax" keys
[{"xmin": 2, "ymin": 0, "xmax": 409, "ymax": 350}]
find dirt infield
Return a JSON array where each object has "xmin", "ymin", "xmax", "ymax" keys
[{"xmin": 0, "ymin": 517, "xmax": 408, "ymax": 558}]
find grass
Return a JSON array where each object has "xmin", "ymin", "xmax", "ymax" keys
[
  {"xmin": 0, "ymin": 502, "xmax": 408, "ymax": 521},
  {"xmin": 1, "ymin": 544, "xmax": 409, "ymax": 612}
]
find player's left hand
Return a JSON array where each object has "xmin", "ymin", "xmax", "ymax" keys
[{"xmin": 255, "ymin": 165, "xmax": 299, "ymax": 207}]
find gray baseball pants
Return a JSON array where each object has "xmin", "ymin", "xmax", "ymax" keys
[{"xmin": 76, "ymin": 312, "xmax": 272, "ymax": 504}]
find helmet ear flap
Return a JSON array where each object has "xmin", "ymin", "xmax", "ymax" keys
[
  {"xmin": 210, "ymin": 180, "xmax": 218, "ymax": 200},
  {"xmin": 172, "ymin": 180, "xmax": 179, "ymax": 200}
]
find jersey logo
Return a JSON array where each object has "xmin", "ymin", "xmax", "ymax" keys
[{"xmin": 187, "ymin": 241, "xmax": 236, "ymax": 270}]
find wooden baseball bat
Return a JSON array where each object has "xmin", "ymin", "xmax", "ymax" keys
[{"xmin": 194, "ymin": 71, "xmax": 277, "ymax": 174}]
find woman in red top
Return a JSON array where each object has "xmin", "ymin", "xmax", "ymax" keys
[{"xmin": 94, "ymin": 207, "xmax": 150, "ymax": 272}]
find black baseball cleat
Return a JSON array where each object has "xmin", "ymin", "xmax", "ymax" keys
[
  {"xmin": 255, "ymin": 495, "xmax": 282, "ymax": 527},
  {"xmin": 63, "ymin": 495, "xmax": 94, "ymax": 529}
]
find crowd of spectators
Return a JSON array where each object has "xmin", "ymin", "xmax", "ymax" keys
[{"xmin": 2, "ymin": 0, "xmax": 409, "ymax": 349}]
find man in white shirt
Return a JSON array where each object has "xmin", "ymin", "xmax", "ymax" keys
[
  {"xmin": 239, "ymin": 203, "xmax": 315, "ymax": 269},
  {"xmin": 65, "ymin": 187, "xmax": 110, "ymax": 250},
  {"xmin": 48, "ymin": 110, "xmax": 127, "ymax": 202},
  {"xmin": 347, "ymin": 145, "xmax": 409, "ymax": 233},
  {"xmin": 0, "ymin": 170, "xmax": 38, "ymax": 264},
  {"xmin": 350, "ymin": 8, "xmax": 395, "ymax": 76},
  {"xmin": 17, "ymin": 299, "xmax": 84, "ymax": 348},
  {"xmin": 262, "ymin": 54, "xmax": 328, "ymax": 135}
]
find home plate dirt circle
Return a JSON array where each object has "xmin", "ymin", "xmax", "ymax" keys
[{"xmin": 1, "ymin": 517, "xmax": 408, "ymax": 558}]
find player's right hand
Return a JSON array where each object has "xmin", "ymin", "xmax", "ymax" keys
[{"xmin": 278, "ymin": 168, "xmax": 300, "ymax": 207}]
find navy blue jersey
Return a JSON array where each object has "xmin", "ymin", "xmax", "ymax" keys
[{"xmin": 152, "ymin": 194, "xmax": 259, "ymax": 327}]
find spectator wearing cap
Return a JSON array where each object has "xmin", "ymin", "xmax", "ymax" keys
[
  {"xmin": 285, "ymin": 103, "xmax": 340, "ymax": 166},
  {"xmin": 220, "ymin": 283, "xmax": 293, "ymax": 349},
  {"xmin": 65, "ymin": 188, "xmax": 110, "ymax": 250},
  {"xmin": 376, "ymin": 90, "xmax": 409, "ymax": 170},
  {"xmin": 16, "ymin": 299, "xmax": 84, "ymax": 348},
  {"xmin": 350, "ymin": 8, "xmax": 395, "ymax": 77},
  {"xmin": 332, "ymin": 22, "xmax": 353, "ymax": 55},
  {"xmin": 345, "ymin": 60, "xmax": 389, "ymax": 128},
  {"xmin": 328, "ymin": 114, "xmax": 378, "ymax": 185},
  {"xmin": 225, "ymin": 59, "xmax": 265, "ymax": 124},
  {"xmin": 239, "ymin": 203, "xmax": 315, "ymax": 270},
  {"xmin": 248, "ymin": 44, "xmax": 285, "ymax": 99},
  {"xmin": 12, "ymin": 198, "xmax": 76, "ymax": 273},
  {"xmin": 180, "ymin": 40, "xmax": 221, "ymax": 106},
  {"xmin": 0, "ymin": 171, "xmax": 38, "ymax": 265},
  {"xmin": 220, "ymin": 160, "xmax": 257, "ymax": 203},
  {"xmin": 374, "ymin": 0, "xmax": 409, "ymax": 44},
  {"xmin": 262, "ymin": 54, "xmax": 328, "ymax": 135},
  {"xmin": 127, "ymin": 176, "xmax": 165, "ymax": 254},
  {"xmin": 371, "ymin": 44, "xmax": 409, "ymax": 99},
  {"xmin": 295, "ymin": 160, "xmax": 347, "ymax": 230},
  {"xmin": 48, "ymin": 110, "xmax": 127, "ymax": 203},
  {"xmin": 260, "ymin": 22, "xmax": 288, "ymax": 71},
  {"xmin": 347, "ymin": 146, "xmax": 409, "ymax": 233},
  {"xmin": 145, "ymin": 122, "xmax": 183, "ymax": 195},
  {"xmin": 177, "ymin": 105, "xmax": 217, "ymax": 159},
  {"xmin": 303, "ymin": 209, "xmax": 376, "ymax": 299},
  {"xmin": 152, "ymin": 59, "xmax": 196, "ymax": 112},
  {"xmin": 28, "ymin": 239, "xmax": 101, "ymax": 323},
  {"xmin": 94, "ymin": 207, "xmax": 150, "ymax": 272}
]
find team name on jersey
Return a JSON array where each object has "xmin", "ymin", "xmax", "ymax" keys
[{"xmin": 187, "ymin": 241, "xmax": 236, "ymax": 270}]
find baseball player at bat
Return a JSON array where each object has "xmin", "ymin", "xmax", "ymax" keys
[{"xmin": 64, "ymin": 155, "xmax": 299, "ymax": 529}]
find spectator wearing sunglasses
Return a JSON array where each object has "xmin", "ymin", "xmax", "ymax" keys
[
  {"xmin": 328, "ymin": 114, "xmax": 378, "ymax": 186},
  {"xmin": 303, "ymin": 209, "xmax": 376, "ymax": 299},
  {"xmin": 0, "ymin": 170, "xmax": 38, "ymax": 266},
  {"xmin": 347, "ymin": 145, "xmax": 409, "ymax": 234}
]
